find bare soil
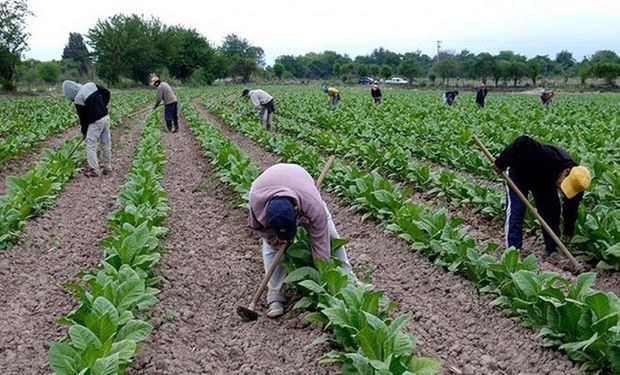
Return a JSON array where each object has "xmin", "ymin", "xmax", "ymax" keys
[
  {"xmin": 192, "ymin": 103, "xmax": 582, "ymax": 375},
  {"xmin": 0, "ymin": 124, "xmax": 81, "ymax": 194},
  {"xmin": 0, "ymin": 117, "xmax": 142, "ymax": 374},
  {"xmin": 130, "ymin": 118, "xmax": 332, "ymax": 374}
]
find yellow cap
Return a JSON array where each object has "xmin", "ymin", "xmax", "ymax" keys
[{"xmin": 560, "ymin": 166, "xmax": 591, "ymax": 199}]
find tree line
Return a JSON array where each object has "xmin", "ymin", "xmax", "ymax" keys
[
  {"xmin": 1, "ymin": 0, "xmax": 619, "ymax": 90},
  {"xmin": 273, "ymin": 48, "xmax": 620, "ymax": 87}
]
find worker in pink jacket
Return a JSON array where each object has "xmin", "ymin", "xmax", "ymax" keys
[{"xmin": 248, "ymin": 163, "xmax": 354, "ymax": 318}]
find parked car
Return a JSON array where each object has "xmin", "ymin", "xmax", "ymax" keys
[
  {"xmin": 358, "ymin": 76, "xmax": 377, "ymax": 85},
  {"xmin": 385, "ymin": 77, "xmax": 409, "ymax": 85}
]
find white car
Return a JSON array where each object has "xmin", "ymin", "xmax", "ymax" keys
[{"xmin": 385, "ymin": 77, "xmax": 409, "ymax": 85}]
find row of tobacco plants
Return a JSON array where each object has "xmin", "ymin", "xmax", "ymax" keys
[
  {"xmin": 182, "ymin": 100, "xmax": 441, "ymax": 375},
  {"xmin": 270, "ymin": 88, "xmax": 619, "ymax": 269},
  {"xmin": 0, "ymin": 93, "xmax": 150, "ymax": 249},
  {"xmin": 203, "ymin": 92, "xmax": 620, "ymax": 374},
  {"xmin": 47, "ymin": 111, "xmax": 169, "ymax": 374}
]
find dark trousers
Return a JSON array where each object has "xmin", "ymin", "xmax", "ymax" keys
[
  {"xmin": 165, "ymin": 102, "xmax": 179, "ymax": 131},
  {"xmin": 505, "ymin": 168, "xmax": 561, "ymax": 255}
]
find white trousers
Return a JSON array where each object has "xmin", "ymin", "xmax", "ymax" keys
[
  {"xmin": 85, "ymin": 116, "xmax": 111, "ymax": 172},
  {"xmin": 262, "ymin": 205, "xmax": 352, "ymax": 304}
]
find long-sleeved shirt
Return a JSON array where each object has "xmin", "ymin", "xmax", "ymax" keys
[
  {"xmin": 495, "ymin": 135, "xmax": 582, "ymax": 235},
  {"xmin": 155, "ymin": 82, "xmax": 178, "ymax": 106},
  {"xmin": 248, "ymin": 164, "xmax": 330, "ymax": 259},
  {"xmin": 248, "ymin": 89, "xmax": 273, "ymax": 109}
]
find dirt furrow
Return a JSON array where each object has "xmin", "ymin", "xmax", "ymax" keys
[
  {"xmin": 130, "ymin": 118, "xmax": 332, "ymax": 375},
  {"xmin": 0, "ymin": 124, "xmax": 81, "ymax": 194},
  {"xmin": 193, "ymin": 103, "xmax": 582, "ymax": 375},
  {"xmin": 0, "ymin": 117, "xmax": 142, "ymax": 374}
]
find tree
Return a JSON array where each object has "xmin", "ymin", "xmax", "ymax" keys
[
  {"xmin": 492, "ymin": 60, "xmax": 510, "ymax": 87},
  {"xmin": 471, "ymin": 53, "xmax": 496, "ymax": 82},
  {"xmin": 273, "ymin": 63, "xmax": 284, "ymax": 79},
  {"xmin": 162, "ymin": 26, "xmax": 216, "ymax": 82},
  {"xmin": 555, "ymin": 50, "xmax": 575, "ymax": 69},
  {"xmin": 88, "ymin": 14, "xmax": 164, "ymax": 84},
  {"xmin": 357, "ymin": 64, "xmax": 369, "ymax": 77},
  {"xmin": 591, "ymin": 63, "xmax": 620, "ymax": 85},
  {"xmin": 275, "ymin": 55, "xmax": 306, "ymax": 78},
  {"xmin": 430, "ymin": 59, "xmax": 458, "ymax": 85},
  {"xmin": 0, "ymin": 0, "xmax": 32, "ymax": 90},
  {"xmin": 526, "ymin": 59, "xmax": 542, "ymax": 85},
  {"xmin": 507, "ymin": 61, "xmax": 527, "ymax": 86},
  {"xmin": 219, "ymin": 34, "xmax": 264, "ymax": 82},
  {"xmin": 36, "ymin": 61, "xmax": 60, "ymax": 83},
  {"xmin": 590, "ymin": 50, "xmax": 620, "ymax": 65},
  {"xmin": 398, "ymin": 58, "xmax": 421, "ymax": 85},
  {"xmin": 62, "ymin": 32, "xmax": 92, "ymax": 77},
  {"xmin": 380, "ymin": 64, "xmax": 392, "ymax": 79}
]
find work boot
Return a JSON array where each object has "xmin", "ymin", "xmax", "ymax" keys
[
  {"xmin": 267, "ymin": 302, "xmax": 284, "ymax": 318},
  {"xmin": 84, "ymin": 168, "xmax": 99, "ymax": 178},
  {"xmin": 165, "ymin": 121, "xmax": 173, "ymax": 132}
]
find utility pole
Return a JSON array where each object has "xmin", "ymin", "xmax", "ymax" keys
[{"xmin": 436, "ymin": 40, "xmax": 442, "ymax": 58}]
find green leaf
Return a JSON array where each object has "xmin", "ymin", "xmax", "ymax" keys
[
  {"xmin": 604, "ymin": 243, "xmax": 620, "ymax": 257},
  {"xmin": 298, "ymin": 279, "xmax": 326, "ymax": 294},
  {"xmin": 115, "ymin": 279, "xmax": 145, "ymax": 311},
  {"xmin": 393, "ymin": 331, "xmax": 415, "ymax": 357},
  {"xmin": 343, "ymin": 353, "xmax": 374, "ymax": 375},
  {"xmin": 407, "ymin": 356, "xmax": 441, "ymax": 375},
  {"xmin": 292, "ymin": 296, "xmax": 316, "ymax": 310},
  {"xmin": 559, "ymin": 333, "xmax": 598, "ymax": 354},
  {"xmin": 115, "ymin": 319, "xmax": 152, "ymax": 342},
  {"xmin": 284, "ymin": 267, "xmax": 320, "ymax": 284},
  {"xmin": 569, "ymin": 272, "xmax": 596, "ymax": 300},
  {"xmin": 585, "ymin": 292, "xmax": 613, "ymax": 319},
  {"xmin": 48, "ymin": 342, "xmax": 81, "ymax": 375},
  {"xmin": 91, "ymin": 353, "xmax": 120, "ymax": 375},
  {"xmin": 356, "ymin": 326, "xmax": 386, "ymax": 360},
  {"xmin": 511, "ymin": 271, "xmax": 541, "ymax": 297},
  {"xmin": 68, "ymin": 325, "xmax": 102, "ymax": 351},
  {"xmin": 110, "ymin": 340, "xmax": 137, "ymax": 363}
]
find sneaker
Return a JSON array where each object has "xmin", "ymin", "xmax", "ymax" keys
[
  {"xmin": 266, "ymin": 302, "xmax": 284, "ymax": 318},
  {"xmin": 84, "ymin": 168, "xmax": 99, "ymax": 178}
]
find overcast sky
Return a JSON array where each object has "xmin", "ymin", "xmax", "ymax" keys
[{"xmin": 24, "ymin": 0, "xmax": 620, "ymax": 64}]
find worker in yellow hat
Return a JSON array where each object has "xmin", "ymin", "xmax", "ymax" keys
[{"xmin": 492, "ymin": 135, "xmax": 591, "ymax": 256}]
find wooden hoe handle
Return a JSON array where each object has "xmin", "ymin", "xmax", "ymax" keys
[{"xmin": 472, "ymin": 135, "xmax": 583, "ymax": 271}]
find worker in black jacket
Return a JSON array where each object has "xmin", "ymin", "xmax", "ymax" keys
[
  {"xmin": 62, "ymin": 80, "xmax": 111, "ymax": 177},
  {"xmin": 493, "ymin": 135, "xmax": 591, "ymax": 255},
  {"xmin": 443, "ymin": 90, "xmax": 459, "ymax": 106},
  {"xmin": 475, "ymin": 84, "xmax": 488, "ymax": 108}
]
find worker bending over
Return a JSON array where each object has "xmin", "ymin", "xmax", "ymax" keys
[
  {"xmin": 323, "ymin": 86, "xmax": 340, "ymax": 106},
  {"xmin": 243, "ymin": 88, "xmax": 275, "ymax": 130},
  {"xmin": 493, "ymin": 135, "xmax": 591, "ymax": 256},
  {"xmin": 248, "ymin": 163, "xmax": 354, "ymax": 318}
]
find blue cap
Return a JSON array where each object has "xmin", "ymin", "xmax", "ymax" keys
[{"xmin": 266, "ymin": 197, "xmax": 297, "ymax": 241}]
